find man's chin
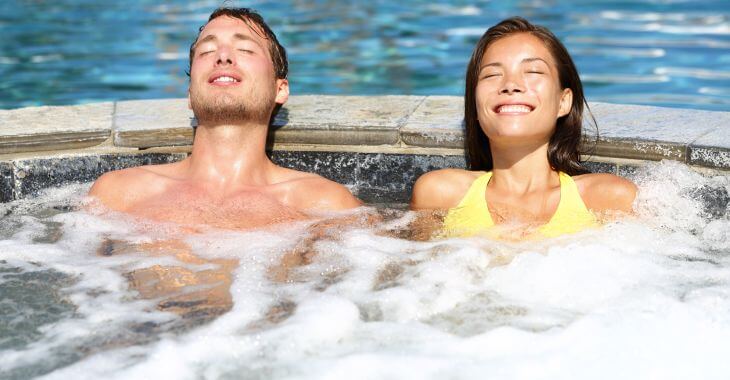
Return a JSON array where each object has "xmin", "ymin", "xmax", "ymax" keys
[{"xmin": 191, "ymin": 101, "xmax": 270, "ymax": 126}]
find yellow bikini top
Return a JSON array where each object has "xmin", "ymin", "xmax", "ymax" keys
[{"xmin": 442, "ymin": 171, "xmax": 598, "ymax": 239}]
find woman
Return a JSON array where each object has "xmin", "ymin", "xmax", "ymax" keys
[{"xmin": 410, "ymin": 17, "xmax": 636, "ymax": 239}]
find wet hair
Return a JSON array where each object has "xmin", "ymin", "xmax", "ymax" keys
[
  {"xmin": 187, "ymin": 7, "xmax": 288, "ymax": 80},
  {"xmin": 463, "ymin": 17, "xmax": 595, "ymax": 175}
]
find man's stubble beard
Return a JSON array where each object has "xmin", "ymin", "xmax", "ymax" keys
[{"xmin": 190, "ymin": 84, "xmax": 274, "ymax": 126}]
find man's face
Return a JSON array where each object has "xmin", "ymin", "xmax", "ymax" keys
[{"xmin": 188, "ymin": 16, "xmax": 288, "ymax": 125}]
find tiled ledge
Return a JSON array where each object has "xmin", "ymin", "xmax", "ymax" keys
[
  {"xmin": 0, "ymin": 96, "xmax": 728, "ymax": 202},
  {"xmin": 1, "ymin": 96, "xmax": 728, "ymax": 169},
  {"xmin": 0, "ymin": 102, "xmax": 112, "ymax": 154}
]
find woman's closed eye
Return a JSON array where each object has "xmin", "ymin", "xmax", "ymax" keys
[{"xmin": 480, "ymin": 72, "xmax": 502, "ymax": 80}]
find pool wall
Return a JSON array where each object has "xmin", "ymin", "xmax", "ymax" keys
[{"xmin": 1, "ymin": 96, "xmax": 728, "ymax": 203}]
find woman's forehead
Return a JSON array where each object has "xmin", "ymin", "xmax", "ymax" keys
[{"xmin": 481, "ymin": 33, "xmax": 554, "ymax": 64}]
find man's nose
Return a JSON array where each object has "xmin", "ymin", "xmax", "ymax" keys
[{"xmin": 215, "ymin": 47, "xmax": 234, "ymax": 66}]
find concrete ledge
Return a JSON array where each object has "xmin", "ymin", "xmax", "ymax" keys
[
  {"xmin": 689, "ymin": 128, "xmax": 730, "ymax": 170},
  {"xmin": 271, "ymin": 95, "xmax": 424, "ymax": 145},
  {"xmin": 113, "ymin": 98, "xmax": 195, "ymax": 148},
  {"xmin": 0, "ymin": 103, "xmax": 112, "ymax": 154},
  {"xmin": 0, "ymin": 96, "xmax": 728, "ymax": 202},
  {"xmin": 400, "ymin": 96, "xmax": 464, "ymax": 148},
  {"xmin": 588, "ymin": 102, "xmax": 729, "ymax": 162}
]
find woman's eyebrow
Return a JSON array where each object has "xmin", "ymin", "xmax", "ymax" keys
[
  {"xmin": 479, "ymin": 62, "xmax": 502, "ymax": 70},
  {"xmin": 480, "ymin": 57, "xmax": 550, "ymax": 70},
  {"xmin": 522, "ymin": 57, "xmax": 549, "ymax": 65}
]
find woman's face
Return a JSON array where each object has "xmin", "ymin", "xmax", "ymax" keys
[{"xmin": 475, "ymin": 33, "xmax": 572, "ymax": 147}]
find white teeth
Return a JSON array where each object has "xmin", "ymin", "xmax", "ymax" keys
[
  {"xmin": 497, "ymin": 104, "xmax": 532, "ymax": 113},
  {"xmin": 213, "ymin": 76, "xmax": 237, "ymax": 83}
]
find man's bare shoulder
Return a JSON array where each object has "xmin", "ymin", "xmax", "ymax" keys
[
  {"xmin": 573, "ymin": 173, "xmax": 637, "ymax": 213},
  {"xmin": 275, "ymin": 169, "xmax": 362, "ymax": 211},
  {"xmin": 410, "ymin": 168, "xmax": 484, "ymax": 210},
  {"xmin": 88, "ymin": 164, "xmax": 179, "ymax": 211}
]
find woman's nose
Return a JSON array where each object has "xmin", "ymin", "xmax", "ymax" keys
[{"xmin": 500, "ymin": 73, "xmax": 525, "ymax": 94}]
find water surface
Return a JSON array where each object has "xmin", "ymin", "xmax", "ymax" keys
[
  {"xmin": 0, "ymin": 0, "xmax": 728, "ymax": 110},
  {"xmin": 1, "ymin": 161, "xmax": 729, "ymax": 379}
]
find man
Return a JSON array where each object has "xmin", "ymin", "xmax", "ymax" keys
[{"xmin": 89, "ymin": 8, "xmax": 361, "ymax": 229}]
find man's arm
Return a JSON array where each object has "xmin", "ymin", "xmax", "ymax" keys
[
  {"xmin": 87, "ymin": 168, "xmax": 158, "ymax": 212},
  {"xmin": 88, "ymin": 171, "xmax": 129, "ymax": 210}
]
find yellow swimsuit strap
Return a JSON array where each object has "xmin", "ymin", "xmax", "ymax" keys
[
  {"xmin": 442, "ymin": 172, "xmax": 494, "ymax": 236},
  {"xmin": 443, "ymin": 171, "xmax": 597, "ymax": 238},
  {"xmin": 538, "ymin": 172, "xmax": 598, "ymax": 237}
]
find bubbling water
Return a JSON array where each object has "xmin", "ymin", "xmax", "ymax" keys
[{"xmin": 0, "ymin": 160, "xmax": 729, "ymax": 380}]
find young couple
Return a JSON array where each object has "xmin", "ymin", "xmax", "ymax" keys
[{"xmin": 90, "ymin": 7, "xmax": 636, "ymax": 240}]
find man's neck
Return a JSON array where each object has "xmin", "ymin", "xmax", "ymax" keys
[{"xmin": 185, "ymin": 121, "xmax": 276, "ymax": 189}]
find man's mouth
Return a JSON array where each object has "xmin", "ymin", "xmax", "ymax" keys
[
  {"xmin": 494, "ymin": 104, "xmax": 534, "ymax": 114},
  {"xmin": 209, "ymin": 74, "xmax": 242, "ymax": 85}
]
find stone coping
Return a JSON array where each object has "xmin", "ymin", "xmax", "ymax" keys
[{"xmin": 0, "ymin": 96, "xmax": 728, "ymax": 169}]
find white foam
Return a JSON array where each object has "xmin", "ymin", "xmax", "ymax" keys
[{"xmin": 2, "ymin": 162, "xmax": 729, "ymax": 379}]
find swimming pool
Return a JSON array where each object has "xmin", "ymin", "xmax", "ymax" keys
[
  {"xmin": 1, "ymin": 1, "xmax": 730, "ymax": 377},
  {"xmin": 0, "ymin": 0, "xmax": 728, "ymax": 110},
  {"xmin": 1, "ymin": 161, "xmax": 729, "ymax": 379}
]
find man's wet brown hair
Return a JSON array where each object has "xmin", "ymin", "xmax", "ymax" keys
[
  {"xmin": 187, "ymin": 7, "xmax": 288, "ymax": 80},
  {"xmin": 464, "ymin": 17, "xmax": 595, "ymax": 175}
]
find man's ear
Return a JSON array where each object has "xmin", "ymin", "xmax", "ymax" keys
[
  {"xmin": 558, "ymin": 88, "xmax": 573, "ymax": 118},
  {"xmin": 187, "ymin": 89, "xmax": 192, "ymax": 110},
  {"xmin": 275, "ymin": 78, "xmax": 289, "ymax": 105}
]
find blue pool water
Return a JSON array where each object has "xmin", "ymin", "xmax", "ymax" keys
[{"xmin": 0, "ymin": 0, "xmax": 728, "ymax": 111}]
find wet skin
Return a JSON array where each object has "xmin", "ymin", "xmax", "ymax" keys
[
  {"xmin": 88, "ymin": 16, "xmax": 361, "ymax": 319},
  {"xmin": 411, "ymin": 33, "xmax": 637, "ymax": 232}
]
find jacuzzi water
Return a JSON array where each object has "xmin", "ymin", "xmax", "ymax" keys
[{"xmin": 1, "ymin": 160, "xmax": 729, "ymax": 379}]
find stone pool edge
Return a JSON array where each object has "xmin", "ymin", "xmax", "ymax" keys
[{"xmin": 1, "ymin": 96, "xmax": 728, "ymax": 203}]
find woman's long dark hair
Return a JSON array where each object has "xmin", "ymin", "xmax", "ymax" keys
[{"xmin": 464, "ymin": 17, "xmax": 596, "ymax": 175}]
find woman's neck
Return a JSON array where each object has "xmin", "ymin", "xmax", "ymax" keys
[{"xmin": 488, "ymin": 141, "xmax": 558, "ymax": 195}]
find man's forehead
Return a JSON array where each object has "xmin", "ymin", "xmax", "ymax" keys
[{"xmin": 197, "ymin": 16, "xmax": 268, "ymax": 44}]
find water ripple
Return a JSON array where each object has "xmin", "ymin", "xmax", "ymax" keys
[
  {"xmin": 567, "ymin": 36, "xmax": 730, "ymax": 49},
  {"xmin": 581, "ymin": 74, "xmax": 670, "ymax": 84},
  {"xmin": 655, "ymin": 67, "xmax": 730, "ymax": 80},
  {"xmin": 0, "ymin": 0, "xmax": 728, "ymax": 111},
  {"xmin": 571, "ymin": 47, "xmax": 666, "ymax": 58}
]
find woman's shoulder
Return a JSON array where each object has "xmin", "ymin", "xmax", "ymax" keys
[
  {"xmin": 410, "ymin": 168, "xmax": 486, "ymax": 210},
  {"xmin": 572, "ymin": 172, "xmax": 637, "ymax": 213}
]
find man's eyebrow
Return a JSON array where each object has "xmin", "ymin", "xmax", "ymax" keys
[
  {"xmin": 193, "ymin": 34, "xmax": 217, "ymax": 50},
  {"xmin": 232, "ymin": 33, "xmax": 265, "ymax": 49},
  {"xmin": 194, "ymin": 33, "xmax": 265, "ymax": 50}
]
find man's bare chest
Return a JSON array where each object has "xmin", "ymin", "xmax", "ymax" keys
[{"xmin": 126, "ymin": 189, "xmax": 307, "ymax": 229}]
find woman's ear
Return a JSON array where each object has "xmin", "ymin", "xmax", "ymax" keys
[{"xmin": 558, "ymin": 88, "xmax": 573, "ymax": 118}]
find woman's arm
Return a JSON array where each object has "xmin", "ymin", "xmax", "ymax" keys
[
  {"xmin": 410, "ymin": 169, "xmax": 476, "ymax": 210},
  {"xmin": 577, "ymin": 173, "xmax": 638, "ymax": 214}
]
